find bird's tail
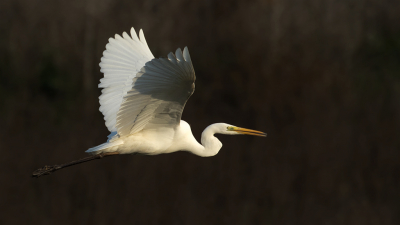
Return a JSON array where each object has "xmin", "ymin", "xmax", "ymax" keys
[
  {"xmin": 86, "ymin": 140, "xmax": 123, "ymax": 154},
  {"xmin": 86, "ymin": 131, "xmax": 124, "ymax": 155},
  {"xmin": 86, "ymin": 132, "xmax": 123, "ymax": 154}
]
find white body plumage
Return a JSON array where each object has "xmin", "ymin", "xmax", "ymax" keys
[{"xmin": 98, "ymin": 120, "xmax": 226, "ymax": 157}]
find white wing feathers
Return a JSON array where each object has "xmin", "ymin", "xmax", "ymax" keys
[
  {"xmin": 98, "ymin": 28, "xmax": 195, "ymax": 138},
  {"xmin": 98, "ymin": 28, "xmax": 154, "ymax": 133}
]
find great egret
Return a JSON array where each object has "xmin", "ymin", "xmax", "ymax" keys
[{"xmin": 32, "ymin": 28, "xmax": 266, "ymax": 177}]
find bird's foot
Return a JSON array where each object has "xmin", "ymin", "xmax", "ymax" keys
[{"xmin": 32, "ymin": 165, "xmax": 61, "ymax": 178}]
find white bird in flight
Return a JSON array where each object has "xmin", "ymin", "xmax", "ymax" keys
[{"xmin": 32, "ymin": 28, "xmax": 266, "ymax": 177}]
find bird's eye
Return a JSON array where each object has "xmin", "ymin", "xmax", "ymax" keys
[{"xmin": 227, "ymin": 126, "xmax": 234, "ymax": 131}]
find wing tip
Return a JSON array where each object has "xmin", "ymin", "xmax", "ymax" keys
[
  {"xmin": 175, "ymin": 48, "xmax": 184, "ymax": 62},
  {"xmin": 139, "ymin": 29, "xmax": 145, "ymax": 42},
  {"xmin": 130, "ymin": 27, "xmax": 139, "ymax": 41},
  {"xmin": 183, "ymin": 46, "xmax": 191, "ymax": 63}
]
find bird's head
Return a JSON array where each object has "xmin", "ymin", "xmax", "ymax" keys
[
  {"xmin": 199, "ymin": 123, "xmax": 266, "ymax": 157},
  {"xmin": 212, "ymin": 123, "xmax": 267, "ymax": 137}
]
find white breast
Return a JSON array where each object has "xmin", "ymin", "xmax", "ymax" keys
[{"xmin": 165, "ymin": 120, "xmax": 203, "ymax": 154}]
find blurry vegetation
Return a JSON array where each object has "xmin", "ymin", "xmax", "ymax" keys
[
  {"xmin": 354, "ymin": 32, "xmax": 400, "ymax": 94},
  {"xmin": 0, "ymin": 0, "xmax": 399, "ymax": 224}
]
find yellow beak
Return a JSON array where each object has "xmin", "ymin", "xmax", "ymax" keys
[{"xmin": 233, "ymin": 127, "xmax": 267, "ymax": 137}]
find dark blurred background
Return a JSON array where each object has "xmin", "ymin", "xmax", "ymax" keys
[{"xmin": 1, "ymin": 0, "xmax": 400, "ymax": 224}]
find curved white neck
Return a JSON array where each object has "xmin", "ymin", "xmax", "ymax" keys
[{"xmin": 189, "ymin": 124, "xmax": 223, "ymax": 157}]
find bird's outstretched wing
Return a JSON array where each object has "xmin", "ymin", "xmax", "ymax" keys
[
  {"xmin": 99, "ymin": 28, "xmax": 195, "ymax": 137},
  {"xmin": 99, "ymin": 28, "xmax": 154, "ymax": 133},
  {"xmin": 116, "ymin": 47, "xmax": 195, "ymax": 136}
]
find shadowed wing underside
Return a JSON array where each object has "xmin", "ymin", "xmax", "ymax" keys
[{"xmin": 116, "ymin": 48, "xmax": 195, "ymax": 136}]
